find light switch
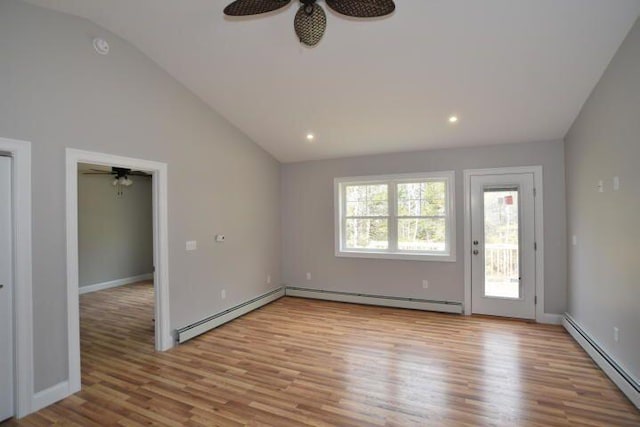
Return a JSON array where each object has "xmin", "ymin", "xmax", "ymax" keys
[
  {"xmin": 572, "ymin": 235, "xmax": 577, "ymax": 246},
  {"xmin": 597, "ymin": 180, "xmax": 604, "ymax": 193},
  {"xmin": 613, "ymin": 176, "xmax": 620, "ymax": 191},
  {"xmin": 186, "ymin": 241, "xmax": 197, "ymax": 251}
]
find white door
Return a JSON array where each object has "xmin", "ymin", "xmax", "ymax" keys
[
  {"xmin": 0, "ymin": 156, "xmax": 13, "ymax": 421},
  {"xmin": 470, "ymin": 173, "xmax": 536, "ymax": 319}
]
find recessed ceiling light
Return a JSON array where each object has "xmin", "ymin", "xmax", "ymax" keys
[
  {"xmin": 449, "ymin": 115, "xmax": 459, "ymax": 123},
  {"xmin": 306, "ymin": 133, "xmax": 315, "ymax": 141}
]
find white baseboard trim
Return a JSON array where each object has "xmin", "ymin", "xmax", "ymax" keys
[
  {"xmin": 79, "ymin": 273, "xmax": 153, "ymax": 295},
  {"xmin": 285, "ymin": 286, "xmax": 463, "ymax": 314},
  {"xmin": 563, "ymin": 314, "xmax": 639, "ymax": 409},
  {"xmin": 30, "ymin": 381, "xmax": 70, "ymax": 415},
  {"xmin": 538, "ymin": 313, "xmax": 563, "ymax": 325},
  {"xmin": 176, "ymin": 287, "xmax": 285, "ymax": 344}
]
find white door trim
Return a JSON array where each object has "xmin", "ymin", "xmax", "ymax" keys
[
  {"xmin": 463, "ymin": 166, "xmax": 546, "ymax": 322},
  {"xmin": 0, "ymin": 137, "xmax": 33, "ymax": 418},
  {"xmin": 66, "ymin": 148, "xmax": 172, "ymax": 395}
]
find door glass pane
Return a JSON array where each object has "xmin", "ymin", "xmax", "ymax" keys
[{"xmin": 484, "ymin": 188, "xmax": 519, "ymax": 298}]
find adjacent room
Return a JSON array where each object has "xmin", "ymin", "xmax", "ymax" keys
[
  {"xmin": 0, "ymin": 0, "xmax": 639, "ymax": 425},
  {"xmin": 76, "ymin": 162, "xmax": 158, "ymax": 382}
]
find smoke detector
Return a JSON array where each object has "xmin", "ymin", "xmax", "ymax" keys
[{"xmin": 92, "ymin": 38, "xmax": 110, "ymax": 55}]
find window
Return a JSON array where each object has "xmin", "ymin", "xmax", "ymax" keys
[{"xmin": 335, "ymin": 171, "xmax": 455, "ymax": 261}]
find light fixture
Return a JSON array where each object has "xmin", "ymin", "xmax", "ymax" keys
[
  {"xmin": 449, "ymin": 115, "xmax": 459, "ymax": 123},
  {"xmin": 112, "ymin": 171, "xmax": 134, "ymax": 197},
  {"xmin": 118, "ymin": 176, "xmax": 133, "ymax": 187},
  {"xmin": 306, "ymin": 133, "xmax": 315, "ymax": 141}
]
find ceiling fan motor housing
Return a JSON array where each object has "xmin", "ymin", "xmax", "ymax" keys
[{"xmin": 300, "ymin": 0, "xmax": 316, "ymax": 15}]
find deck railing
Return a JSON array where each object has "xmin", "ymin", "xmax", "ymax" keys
[{"xmin": 485, "ymin": 243, "xmax": 519, "ymax": 281}]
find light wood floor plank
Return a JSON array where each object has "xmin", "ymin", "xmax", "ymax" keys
[{"xmin": 3, "ymin": 281, "xmax": 639, "ymax": 426}]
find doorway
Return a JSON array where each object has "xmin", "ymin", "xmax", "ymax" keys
[
  {"xmin": 65, "ymin": 149, "xmax": 171, "ymax": 396},
  {"xmin": 0, "ymin": 137, "xmax": 32, "ymax": 420},
  {"xmin": 463, "ymin": 167, "xmax": 544, "ymax": 321},
  {"xmin": 0, "ymin": 156, "xmax": 14, "ymax": 422},
  {"xmin": 77, "ymin": 161, "xmax": 155, "ymax": 370}
]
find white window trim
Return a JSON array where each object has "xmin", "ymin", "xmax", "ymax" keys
[{"xmin": 334, "ymin": 171, "xmax": 456, "ymax": 262}]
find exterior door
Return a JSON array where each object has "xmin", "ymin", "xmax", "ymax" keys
[
  {"xmin": 470, "ymin": 173, "xmax": 536, "ymax": 319},
  {"xmin": 0, "ymin": 156, "xmax": 13, "ymax": 421}
]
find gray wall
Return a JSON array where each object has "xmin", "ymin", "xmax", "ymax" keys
[
  {"xmin": 0, "ymin": 0, "xmax": 281, "ymax": 392},
  {"xmin": 565, "ymin": 18, "xmax": 640, "ymax": 382},
  {"xmin": 78, "ymin": 171, "xmax": 153, "ymax": 287},
  {"xmin": 281, "ymin": 140, "xmax": 567, "ymax": 314}
]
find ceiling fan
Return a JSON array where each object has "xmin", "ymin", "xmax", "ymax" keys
[
  {"xmin": 82, "ymin": 167, "xmax": 151, "ymax": 194},
  {"xmin": 224, "ymin": 0, "xmax": 396, "ymax": 46}
]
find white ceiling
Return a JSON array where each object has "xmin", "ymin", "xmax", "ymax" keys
[{"xmin": 24, "ymin": 0, "xmax": 640, "ymax": 162}]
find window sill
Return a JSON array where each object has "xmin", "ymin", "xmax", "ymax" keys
[{"xmin": 335, "ymin": 250, "xmax": 456, "ymax": 262}]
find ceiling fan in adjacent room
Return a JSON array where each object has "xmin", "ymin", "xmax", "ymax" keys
[
  {"xmin": 82, "ymin": 167, "xmax": 151, "ymax": 196},
  {"xmin": 224, "ymin": 0, "xmax": 396, "ymax": 46}
]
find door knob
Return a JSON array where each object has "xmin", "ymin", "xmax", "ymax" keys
[
  {"xmin": 473, "ymin": 249, "xmax": 479, "ymax": 255},
  {"xmin": 473, "ymin": 240, "xmax": 479, "ymax": 246}
]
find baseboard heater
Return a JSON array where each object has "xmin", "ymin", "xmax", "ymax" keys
[
  {"xmin": 563, "ymin": 313, "xmax": 639, "ymax": 409},
  {"xmin": 176, "ymin": 287, "xmax": 285, "ymax": 344},
  {"xmin": 285, "ymin": 286, "xmax": 463, "ymax": 314}
]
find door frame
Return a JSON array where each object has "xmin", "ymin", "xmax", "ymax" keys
[
  {"xmin": 463, "ymin": 166, "xmax": 545, "ymax": 321},
  {"xmin": 0, "ymin": 137, "xmax": 32, "ymax": 418},
  {"xmin": 65, "ymin": 148, "xmax": 172, "ymax": 396}
]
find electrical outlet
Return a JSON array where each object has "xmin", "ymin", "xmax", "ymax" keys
[
  {"xmin": 215, "ymin": 234, "xmax": 225, "ymax": 242},
  {"xmin": 613, "ymin": 176, "xmax": 620, "ymax": 191},
  {"xmin": 597, "ymin": 180, "xmax": 604, "ymax": 193},
  {"xmin": 186, "ymin": 241, "xmax": 197, "ymax": 251},
  {"xmin": 614, "ymin": 327, "xmax": 619, "ymax": 343},
  {"xmin": 422, "ymin": 280, "xmax": 429, "ymax": 289},
  {"xmin": 221, "ymin": 289, "xmax": 226, "ymax": 300},
  {"xmin": 306, "ymin": 272, "xmax": 311, "ymax": 281},
  {"xmin": 267, "ymin": 275, "xmax": 271, "ymax": 284}
]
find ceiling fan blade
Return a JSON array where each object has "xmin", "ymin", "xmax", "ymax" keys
[
  {"xmin": 224, "ymin": 0, "xmax": 291, "ymax": 16},
  {"xmin": 325, "ymin": 0, "xmax": 395, "ymax": 18},
  {"xmin": 294, "ymin": 3, "xmax": 326, "ymax": 47}
]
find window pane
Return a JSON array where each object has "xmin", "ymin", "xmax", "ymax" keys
[
  {"xmin": 345, "ymin": 184, "xmax": 388, "ymax": 216},
  {"xmin": 398, "ymin": 181, "xmax": 446, "ymax": 217},
  {"xmin": 397, "ymin": 218, "xmax": 446, "ymax": 252},
  {"xmin": 346, "ymin": 185, "xmax": 367, "ymax": 202},
  {"xmin": 346, "ymin": 218, "xmax": 388, "ymax": 249},
  {"xmin": 423, "ymin": 181, "xmax": 446, "ymax": 216},
  {"xmin": 398, "ymin": 199, "xmax": 420, "ymax": 216},
  {"xmin": 346, "ymin": 201, "xmax": 367, "ymax": 216}
]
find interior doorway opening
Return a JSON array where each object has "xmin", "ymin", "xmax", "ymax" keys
[
  {"xmin": 0, "ymin": 155, "xmax": 15, "ymax": 422},
  {"xmin": 66, "ymin": 149, "xmax": 171, "ymax": 397},
  {"xmin": 77, "ymin": 162, "xmax": 156, "ymax": 364}
]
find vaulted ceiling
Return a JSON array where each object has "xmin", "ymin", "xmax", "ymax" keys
[{"xmin": 24, "ymin": 0, "xmax": 640, "ymax": 162}]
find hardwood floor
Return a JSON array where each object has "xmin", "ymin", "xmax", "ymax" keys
[{"xmin": 5, "ymin": 282, "xmax": 639, "ymax": 426}]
